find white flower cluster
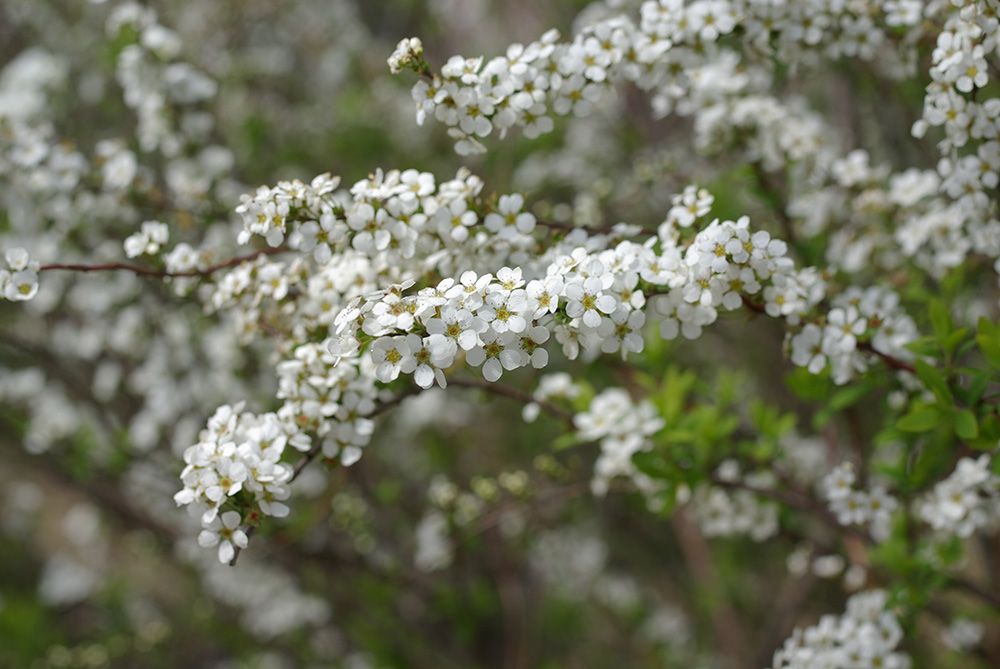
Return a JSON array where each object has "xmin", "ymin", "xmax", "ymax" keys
[
  {"xmin": 274, "ymin": 343, "xmax": 379, "ymax": 464},
  {"xmin": 772, "ymin": 589, "xmax": 910, "ymax": 669},
  {"xmin": 108, "ymin": 3, "xmax": 219, "ymax": 156},
  {"xmin": 918, "ymin": 454, "xmax": 1000, "ymax": 538},
  {"xmin": 396, "ymin": 1, "xmax": 932, "ymax": 154},
  {"xmin": 123, "ymin": 220, "xmax": 169, "ymax": 259},
  {"xmin": 387, "ymin": 37, "xmax": 424, "ymax": 75},
  {"xmin": 400, "ymin": 2, "xmax": 1000, "ymax": 294},
  {"xmin": 694, "ymin": 460, "xmax": 779, "ymax": 542},
  {"xmin": 182, "ymin": 171, "xmax": 921, "ymax": 561},
  {"xmin": 332, "ymin": 207, "xmax": 914, "ymax": 388},
  {"xmin": 574, "ymin": 388, "xmax": 665, "ymax": 496},
  {"xmin": 175, "ymin": 403, "xmax": 307, "ymax": 563},
  {"xmin": 0, "ymin": 247, "xmax": 40, "ymax": 302},
  {"xmin": 789, "ymin": 286, "xmax": 918, "ymax": 385},
  {"xmin": 822, "ymin": 462, "xmax": 899, "ymax": 542},
  {"xmin": 522, "ymin": 371, "xmax": 581, "ymax": 422}
]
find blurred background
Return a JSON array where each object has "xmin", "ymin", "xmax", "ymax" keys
[{"xmin": 0, "ymin": 1, "xmax": 993, "ymax": 668}]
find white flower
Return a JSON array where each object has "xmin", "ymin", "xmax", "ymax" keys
[
  {"xmin": 123, "ymin": 220, "xmax": 169, "ymax": 258},
  {"xmin": 5, "ymin": 270, "xmax": 39, "ymax": 301},
  {"xmin": 485, "ymin": 194, "xmax": 535, "ymax": 238},
  {"xmin": 565, "ymin": 276, "xmax": 617, "ymax": 328},
  {"xmin": 198, "ymin": 510, "xmax": 249, "ymax": 564},
  {"xmin": 5, "ymin": 247, "xmax": 31, "ymax": 271},
  {"xmin": 790, "ymin": 324, "xmax": 826, "ymax": 374},
  {"xmin": 371, "ymin": 336, "xmax": 417, "ymax": 382},
  {"xmin": 466, "ymin": 329, "xmax": 522, "ymax": 382}
]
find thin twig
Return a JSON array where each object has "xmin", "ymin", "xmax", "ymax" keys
[
  {"xmin": 448, "ymin": 377, "xmax": 575, "ymax": 425},
  {"xmin": 39, "ymin": 247, "xmax": 286, "ymax": 279}
]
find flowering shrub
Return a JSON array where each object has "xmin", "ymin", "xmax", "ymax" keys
[{"xmin": 4, "ymin": 0, "xmax": 1000, "ymax": 666}]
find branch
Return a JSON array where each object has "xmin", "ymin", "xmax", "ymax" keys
[
  {"xmin": 448, "ymin": 377, "xmax": 576, "ymax": 425},
  {"xmin": 534, "ymin": 218, "xmax": 658, "ymax": 238},
  {"xmin": 39, "ymin": 247, "xmax": 286, "ymax": 279},
  {"xmin": 857, "ymin": 341, "xmax": 917, "ymax": 375}
]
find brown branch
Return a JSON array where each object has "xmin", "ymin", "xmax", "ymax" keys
[
  {"xmin": 39, "ymin": 247, "xmax": 286, "ymax": 279},
  {"xmin": 535, "ymin": 218, "xmax": 658, "ymax": 238},
  {"xmin": 448, "ymin": 377, "xmax": 575, "ymax": 425},
  {"xmin": 857, "ymin": 341, "xmax": 917, "ymax": 375},
  {"xmin": 947, "ymin": 575, "xmax": 1000, "ymax": 612},
  {"xmin": 671, "ymin": 507, "xmax": 752, "ymax": 665}
]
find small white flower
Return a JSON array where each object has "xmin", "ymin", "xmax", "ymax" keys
[{"xmin": 198, "ymin": 510, "xmax": 249, "ymax": 564}]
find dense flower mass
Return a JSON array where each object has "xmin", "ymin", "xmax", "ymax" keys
[{"xmin": 6, "ymin": 0, "xmax": 1000, "ymax": 666}]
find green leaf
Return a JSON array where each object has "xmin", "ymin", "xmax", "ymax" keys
[
  {"xmin": 896, "ymin": 404, "xmax": 944, "ymax": 433},
  {"xmin": 978, "ymin": 316, "xmax": 999, "ymax": 340},
  {"xmin": 954, "ymin": 409, "xmax": 979, "ymax": 440},
  {"xmin": 552, "ymin": 433, "xmax": 579, "ymax": 450},
  {"xmin": 914, "ymin": 359, "xmax": 952, "ymax": 407},
  {"xmin": 903, "ymin": 336, "xmax": 943, "ymax": 359},
  {"xmin": 929, "ymin": 299, "xmax": 953, "ymax": 339},
  {"xmin": 976, "ymin": 414, "xmax": 1000, "ymax": 445},
  {"xmin": 942, "ymin": 328, "xmax": 969, "ymax": 357},
  {"xmin": 977, "ymin": 333, "xmax": 1000, "ymax": 370},
  {"xmin": 632, "ymin": 451, "xmax": 671, "ymax": 479},
  {"xmin": 828, "ymin": 381, "xmax": 877, "ymax": 411},
  {"xmin": 967, "ymin": 372, "xmax": 991, "ymax": 407},
  {"xmin": 784, "ymin": 367, "xmax": 832, "ymax": 401}
]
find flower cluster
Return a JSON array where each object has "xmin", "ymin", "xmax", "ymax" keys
[
  {"xmin": 694, "ymin": 460, "xmax": 779, "ymax": 542},
  {"xmin": 522, "ymin": 371, "xmax": 581, "ymax": 422},
  {"xmin": 918, "ymin": 454, "xmax": 1000, "ymax": 538},
  {"xmin": 326, "ymin": 191, "xmax": 915, "ymax": 389},
  {"xmin": 274, "ymin": 343, "xmax": 380, "ymax": 464},
  {"xmin": 771, "ymin": 589, "xmax": 909, "ymax": 669},
  {"xmin": 108, "ymin": 3, "xmax": 219, "ymax": 156},
  {"xmin": 171, "ymin": 164, "xmax": 925, "ymax": 563},
  {"xmin": 0, "ymin": 247, "xmax": 40, "ymax": 302},
  {"xmin": 822, "ymin": 462, "xmax": 899, "ymax": 542},
  {"xmin": 387, "ymin": 37, "xmax": 424, "ymax": 75},
  {"xmin": 574, "ymin": 388, "xmax": 665, "ymax": 496},
  {"xmin": 174, "ymin": 404, "xmax": 305, "ymax": 562},
  {"xmin": 123, "ymin": 220, "xmax": 170, "ymax": 259},
  {"xmin": 394, "ymin": 1, "xmax": 933, "ymax": 155}
]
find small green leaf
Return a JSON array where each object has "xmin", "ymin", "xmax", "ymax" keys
[
  {"xmin": 785, "ymin": 367, "xmax": 832, "ymax": 401},
  {"xmin": 929, "ymin": 299, "xmax": 953, "ymax": 339},
  {"xmin": 978, "ymin": 316, "xmax": 999, "ymax": 340},
  {"xmin": 812, "ymin": 408, "xmax": 834, "ymax": 431},
  {"xmin": 914, "ymin": 359, "xmax": 952, "ymax": 407},
  {"xmin": 954, "ymin": 409, "xmax": 979, "ymax": 440},
  {"xmin": 632, "ymin": 451, "xmax": 671, "ymax": 479},
  {"xmin": 978, "ymin": 414, "xmax": 1000, "ymax": 443},
  {"xmin": 942, "ymin": 328, "xmax": 969, "ymax": 357},
  {"xmin": 829, "ymin": 381, "xmax": 877, "ymax": 411},
  {"xmin": 552, "ymin": 433, "xmax": 579, "ymax": 450},
  {"xmin": 967, "ymin": 372, "xmax": 991, "ymax": 407},
  {"xmin": 977, "ymin": 333, "xmax": 1000, "ymax": 369},
  {"xmin": 904, "ymin": 336, "xmax": 943, "ymax": 359},
  {"xmin": 896, "ymin": 404, "xmax": 944, "ymax": 433}
]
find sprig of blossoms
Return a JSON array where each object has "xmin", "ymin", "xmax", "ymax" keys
[
  {"xmin": 918, "ymin": 454, "xmax": 1000, "ymax": 538},
  {"xmin": 0, "ymin": 247, "xmax": 40, "ymax": 302},
  {"xmin": 123, "ymin": 220, "xmax": 169, "ymax": 258},
  {"xmin": 175, "ymin": 403, "xmax": 306, "ymax": 562},
  {"xmin": 181, "ymin": 172, "xmax": 922, "ymax": 562},
  {"xmin": 695, "ymin": 460, "xmax": 779, "ymax": 542},
  {"xmin": 771, "ymin": 589, "xmax": 909, "ymax": 669},
  {"xmin": 821, "ymin": 462, "xmax": 899, "ymax": 542},
  {"xmin": 392, "ymin": 1, "xmax": 935, "ymax": 155},
  {"xmin": 574, "ymin": 388, "xmax": 665, "ymax": 496}
]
